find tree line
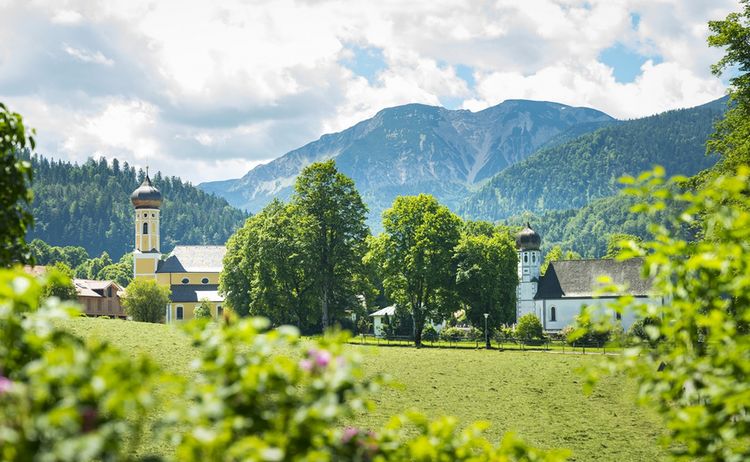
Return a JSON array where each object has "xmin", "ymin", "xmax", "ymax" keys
[
  {"xmin": 25, "ymin": 153, "xmax": 248, "ymax": 260},
  {"xmin": 220, "ymin": 160, "xmax": 519, "ymax": 345}
]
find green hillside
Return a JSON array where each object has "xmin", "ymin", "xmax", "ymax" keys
[
  {"xmin": 26, "ymin": 154, "xmax": 249, "ymax": 260},
  {"xmin": 461, "ymin": 98, "xmax": 727, "ymax": 221}
]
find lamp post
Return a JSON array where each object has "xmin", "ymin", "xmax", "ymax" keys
[{"xmin": 484, "ymin": 313, "xmax": 490, "ymax": 349}]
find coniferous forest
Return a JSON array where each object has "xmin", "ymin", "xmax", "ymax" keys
[{"xmin": 25, "ymin": 154, "xmax": 249, "ymax": 260}]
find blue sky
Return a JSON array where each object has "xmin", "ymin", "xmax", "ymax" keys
[{"xmin": 0, "ymin": 0, "xmax": 737, "ymax": 183}]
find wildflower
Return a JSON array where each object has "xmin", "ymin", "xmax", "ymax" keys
[
  {"xmin": 0, "ymin": 376, "xmax": 11, "ymax": 394},
  {"xmin": 342, "ymin": 426, "xmax": 359, "ymax": 444}
]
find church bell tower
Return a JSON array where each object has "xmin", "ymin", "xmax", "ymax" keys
[
  {"xmin": 131, "ymin": 171, "xmax": 162, "ymax": 280},
  {"xmin": 515, "ymin": 223, "xmax": 541, "ymax": 321}
]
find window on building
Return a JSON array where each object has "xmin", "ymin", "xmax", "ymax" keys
[
  {"xmin": 181, "ymin": 277, "xmax": 189, "ymax": 284},
  {"xmin": 176, "ymin": 306, "xmax": 183, "ymax": 320},
  {"xmin": 616, "ymin": 312, "xmax": 622, "ymax": 321},
  {"xmin": 143, "ymin": 222, "xmax": 148, "ymax": 234},
  {"xmin": 201, "ymin": 277, "xmax": 209, "ymax": 284},
  {"xmin": 152, "ymin": 213, "xmax": 155, "ymax": 218},
  {"xmin": 217, "ymin": 306, "xmax": 223, "ymax": 317},
  {"xmin": 550, "ymin": 306, "xmax": 556, "ymax": 322},
  {"xmin": 523, "ymin": 253, "xmax": 528, "ymax": 263},
  {"xmin": 532, "ymin": 253, "xmax": 536, "ymax": 263}
]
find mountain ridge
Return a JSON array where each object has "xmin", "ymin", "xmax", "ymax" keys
[{"xmin": 200, "ymin": 99, "xmax": 614, "ymax": 225}]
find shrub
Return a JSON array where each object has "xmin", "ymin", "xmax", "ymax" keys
[
  {"xmin": 566, "ymin": 316, "xmax": 610, "ymax": 346},
  {"xmin": 122, "ymin": 278, "xmax": 171, "ymax": 322},
  {"xmin": 467, "ymin": 326, "xmax": 484, "ymax": 341},
  {"xmin": 193, "ymin": 298, "xmax": 212, "ymax": 319},
  {"xmin": 0, "ymin": 269, "xmax": 159, "ymax": 461},
  {"xmin": 627, "ymin": 317, "xmax": 663, "ymax": 346},
  {"xmin": 422, "ymin": 324, "xmax": 439, "ymax": 342},
  {"xmin": 515, "ymin": 313, "xmax": 544, "ymax": 340},
  {"xmin": 439, "ymin": 326, "xmax": 465, "ymax": 342}
]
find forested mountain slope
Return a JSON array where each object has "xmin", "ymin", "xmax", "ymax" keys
[
  {"xmin": 461, "ymin": 97, "xmax": 728, "ymax": 221},
  {"xmin": 26, "ymin": 155, "xmax": 249, "ymax": 260},
  {"xmin": 200, "ymin": 100, "xmax": 613, "ymax": 225}
]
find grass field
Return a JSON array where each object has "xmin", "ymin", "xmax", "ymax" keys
[{"xmin": 57, "ymin": 317, "xmax": 666, "ymax": 461}]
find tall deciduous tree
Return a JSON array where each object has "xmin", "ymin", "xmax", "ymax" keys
[
  {"xmin": 454, "ymin": 231, "xmax": 517, "ymax": 328},
  {"xmin": 704, "ymin": 0, "xmax": 750, "ymax": 180},
  {"xmin": 220, "ymin": 200, "xmax": 319, "ymax": 331},
  {"xmin": 292, "ymin": 160, "xmax": 368, "ymax": 329},
  {"xmin": 375, "ymin": 194, "xmax": 462, "ymax": 347},
  {"xmin": 122, "ymin": 279, "xmax": 170, "ymax": 323},
  {"xmin": 0, "ymin": 103, "xmax": 35, "ymax": 267}
]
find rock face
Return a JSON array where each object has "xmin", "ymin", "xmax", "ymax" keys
[{"xmin": 200, "ymin": 99, "xmax": 613, "ymax": 227}]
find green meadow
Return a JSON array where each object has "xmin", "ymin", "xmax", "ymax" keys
[{"xmin": 58, "ymin": 317, "xmax": 666, "ymax": 461}]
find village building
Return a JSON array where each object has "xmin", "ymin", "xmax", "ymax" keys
[
  {"xmin": 22, "ymin": 265, "xmax": 125, "ymax": 318},
  {"xmin": 515, "ymin": 224, "xmax": 663, "ymax": 331},
  {"xmin": 74, "ymin": 279, "xmax": 126, "ymax": 319},
  {"xmin": 130, "ymin": 176, "xmax": 225, "ymax": 322}
]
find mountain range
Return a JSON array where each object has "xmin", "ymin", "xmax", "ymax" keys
[
  {"xmin": 201, "ymin": 97, "xmax": 726, "ymax": 230},
  {"xmin": 199, "ymin": 100, "xmax": 615, "ymax": 226}
]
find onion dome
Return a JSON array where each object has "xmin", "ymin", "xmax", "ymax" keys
[
  {"xmin": 130, "ymin": 175, "xmax": 162, "ymax": 209},
  {"xmin": 515, "ymin": 222, "xmax": 541, "ymax": 250}
]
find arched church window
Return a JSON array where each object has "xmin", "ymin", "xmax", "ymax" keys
[
  {"xmin": 523, "ymin": 253, "xmax": 528, "ymax": 263},
  {"xmin": 152, "ymin": 213, "xmax": 155, "ymax": 217},
  {"xmin": 550, "ymin": 306, "xmax": 556, "ymax": 322},
  {"xmin": 181, "ymin": 278, "xmax": 189, "ymax": 284},
  {"xmin": 201, "ymin": 277, "xmax": 209, "ymax": 284},
  {"xmin": 142, "ymin": 222, "xmax": 148, "ymax": 234},
  {"xmin": 176, "ymin": 306, "xmax": 183, "ymax": 320}
]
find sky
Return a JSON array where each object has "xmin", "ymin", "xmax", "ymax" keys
[{"xmin": 0, "ymin": 0, "xmax": 740, "ymax": 184}]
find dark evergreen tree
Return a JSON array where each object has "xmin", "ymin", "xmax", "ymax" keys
[{"xmin": 25, "ymin": 154, "xmax": 249, "ymax": 260}]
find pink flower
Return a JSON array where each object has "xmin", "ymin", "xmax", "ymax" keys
[
  {"xmin": 0, "ymin": 376, "xmax": 11, "ymax": 394},
  {"xmin": 342, "ymin": 426, "xmax": 359, "ymax": 444},
  {"xmin": 299, "ymin": 359, "xmax": 313, "ymax": 372},
  {"xmin": 314, "ymin": 349, "xmax": 332, "ymax": 368}
]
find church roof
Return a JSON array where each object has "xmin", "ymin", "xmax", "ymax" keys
[
  {"xmin": 170, "ymin": 284, "xmax": 223, "ymax": 303},
  {"xmin": 157, "ymin": 245, "xmax": 226, "ymax": 273},
  {"xmin": 535, "ymin": 258, "xmax": 652, "ymax": 299},
  {"xmin": 130, "ymin": 176, "xmax": 162, "ymax": 209}
]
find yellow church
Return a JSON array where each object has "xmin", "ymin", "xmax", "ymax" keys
[{"xmin": 130, "ymin": 175, "xmax": 226, "ymax": 322}]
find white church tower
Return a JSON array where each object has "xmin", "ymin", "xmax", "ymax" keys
[{"xmin": 515, "ymin": 223, "xmax": 542, "ymax": 321}]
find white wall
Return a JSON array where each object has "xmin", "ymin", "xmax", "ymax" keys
[{"xmin": 534, "ymin": 296, "xmax": 664, "ymax": 331}]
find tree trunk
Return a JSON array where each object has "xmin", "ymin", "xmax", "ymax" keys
[
  {"xmin": 412, "ymin": 310, "xmax": 424, "ymax": 348},
  {"xmin": 321, "ymin": 288, "xmax": 329, "ymax": 331}
]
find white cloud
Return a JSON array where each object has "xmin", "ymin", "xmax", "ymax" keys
[
  {"xmin": 62, "ymin": 44, "xmax": 114, "ymax": 66},
  {"xmin": 0, "ymin": 0, "xmax": 740, "ymax": 184}
]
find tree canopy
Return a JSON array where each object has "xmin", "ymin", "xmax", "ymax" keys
[
  {"xmin": 292, "ymin": 160, "xmax": 369, "ymax": 329},
  {"xmin": 454, "ymin": 229, "xmax": 518, "ymax": 328},
  {"xmin": 0, "ymin": 103, "xmax": 35, "ymax": 266},
  {"xmin": 373, "ymin": 194, "xmax": 463, "ymax": 346}
]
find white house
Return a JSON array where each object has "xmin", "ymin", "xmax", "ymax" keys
[
  {"xmin": 369, "ymin": 305, "xmax": 446, "ymax": 337},
  {"xmin": 515, "ymin": 224, "xmax": 664, "ymax": 331},
  {"xmin": 370, "ymin": 305, "xmax": 396, "ymax": 337}
]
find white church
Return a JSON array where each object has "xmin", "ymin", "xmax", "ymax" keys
[{"xmin": 515, "ymin": 224, "xmax": 664, "ymax": 331}]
